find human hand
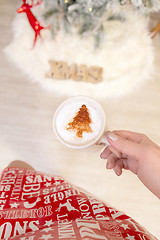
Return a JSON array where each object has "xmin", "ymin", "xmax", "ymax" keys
[{"xmin": 100, "ymin": 130, "xmax": 160, "ymax": 199}]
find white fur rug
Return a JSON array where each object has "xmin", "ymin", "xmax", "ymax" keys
[{"xmin": 4, "ymin": 9, "xmax": 154, "ymax": 99}]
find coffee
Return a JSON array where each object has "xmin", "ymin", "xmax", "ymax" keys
[{"xmin": 53, "ymin": 96, "xmax": 106, "ymax": 149}]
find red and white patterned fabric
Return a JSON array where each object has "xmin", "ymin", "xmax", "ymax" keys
[{"xmin": 0, "ymin": 167, "xmax": 157, "ymax": 240}]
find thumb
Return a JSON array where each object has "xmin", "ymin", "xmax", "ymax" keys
[{"xmin": 107, "ymin": 132, "xmax": 143, "ymax": 158}]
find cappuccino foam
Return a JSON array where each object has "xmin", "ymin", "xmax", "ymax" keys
[{"xmin": 55, "ymin": 100, "xmax": 104, "ymax": 147}]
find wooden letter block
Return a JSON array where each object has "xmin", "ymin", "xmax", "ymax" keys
[
  {"xmin": 54, "ymin": 61, "xmax": 68, "ymax": 79},
  {"xmin": 76, "ymin": 64, "xmax": 88, "ymax": 82},
  {"xmin": 88, "ymin": 66, "xmax": 103, "ymax": 83},
  {"xmin": 45, "ymin": 60, "xmax": 68, "ymax": 79},
  {"xmin": 66, "ymin": 63, "xmax": 77, "ymax": 80},
  {"xmin": 45, "ymin": 60, "xmax": 56, "ymax": 78}
]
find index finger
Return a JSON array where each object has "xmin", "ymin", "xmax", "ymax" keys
[{"xmin": 113, "ymin": 130, "xmax": 148, "ymax": 144}]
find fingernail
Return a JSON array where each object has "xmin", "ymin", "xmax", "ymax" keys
[
  {"xmin": 107, "ymin": 132, "xmax": 118, "ymax": 142},
  {"xmin": 114, "ymin": 167, "xmax": 122, "ymax": 176},
  {"xmin": 100, "ymin": 153, "xmax": 105, "ymax": 159},
  {"xmin": 107, "ymin": 163, "xmax": 112, "ymax": 169},
  {"xmin": 106, "ymin": 162, "xmax": 109, "ymax": 169}
]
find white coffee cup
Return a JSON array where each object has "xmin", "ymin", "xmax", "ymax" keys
[{"xmin": 53, "ymin": 96, "xmax": 109, "ymax": 152}]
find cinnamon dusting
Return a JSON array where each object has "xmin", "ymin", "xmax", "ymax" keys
[{"xmin": 66, "ymin": 104, "xmax": 93, "ymax": 138}]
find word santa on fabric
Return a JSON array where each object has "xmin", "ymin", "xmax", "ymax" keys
[{"xmin": 45, "ymin": 60, "xmax": 103, "ymax": 83}]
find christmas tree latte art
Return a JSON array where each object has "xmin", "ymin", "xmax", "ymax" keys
[{"xmin": 66, "ymin": 104, "xmax": 93, "ymax": 138}]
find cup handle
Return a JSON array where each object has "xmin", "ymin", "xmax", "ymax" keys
[{"xmin": 97, "ymin": 132, "xmax": 110, "ymax": 147}]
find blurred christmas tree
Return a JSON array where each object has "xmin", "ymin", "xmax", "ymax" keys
[{"xmin": 43, "ymin": 0, "xmax": 160, "ymax": 46}]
